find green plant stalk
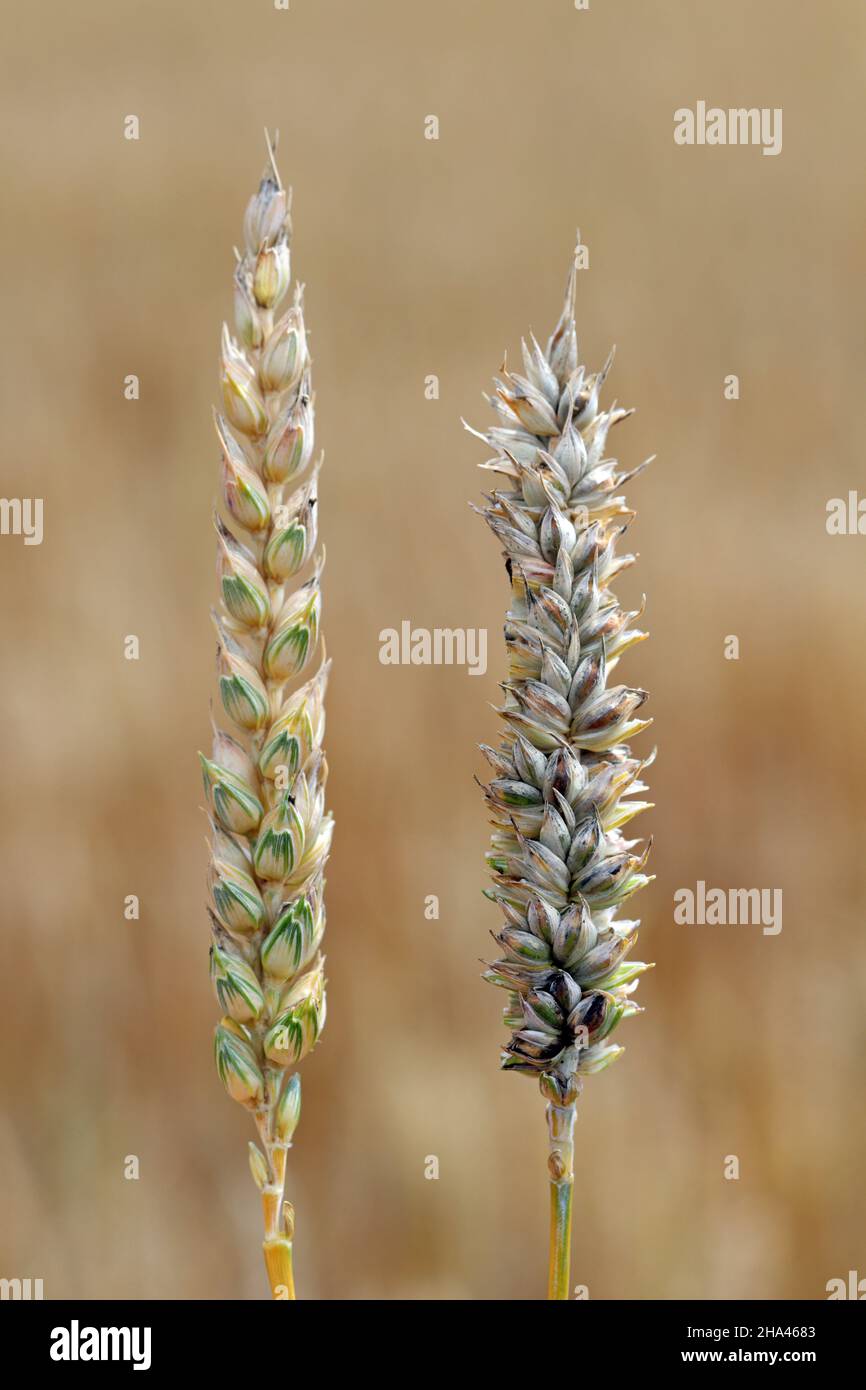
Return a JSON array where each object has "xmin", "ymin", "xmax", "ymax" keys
[{"xmin": 547, "ymin": 1102, "xmax": 576, "ymax": 1300}]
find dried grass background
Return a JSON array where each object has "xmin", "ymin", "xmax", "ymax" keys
[{"xmin": 0, "ymin": 0, "xmax": 864, "ymax": 1299}]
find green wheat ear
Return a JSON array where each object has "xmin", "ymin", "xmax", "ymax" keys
[
  {"xmin": 203, "ymin": 131, "xmax": 332, "ymax": 1302},
  {"xmin": 469, "ymin": 245, "xmax": 655, "ymax": 1300}
]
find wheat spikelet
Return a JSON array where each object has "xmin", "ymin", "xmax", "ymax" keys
[
  {"xmin": 201, "ymin": 133, "xmax": 332, "ymax": 1300},
  {"xmin": 469, "ymin": 246, "xmax": 654, "ymax": 1299}
]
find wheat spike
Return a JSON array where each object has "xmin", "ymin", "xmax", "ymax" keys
[
  {"xmin": 202, "ymin": 132, "xmax": 332, "ymax": 1300},
  {"xmin": 469, "ymin": 246, "xmax": 654, "ymax": 1299}
]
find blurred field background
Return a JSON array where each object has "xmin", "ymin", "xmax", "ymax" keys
[{"xmin": 0, "ymin": 0, "xmax": 864, "ymax": 1300}]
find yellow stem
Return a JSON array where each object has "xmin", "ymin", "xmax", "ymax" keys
[
  {"xmin": 262, "ymin": 1236, "xmax": 295, "ymax": 1300},
  {"xmin": 256, "ymin": 1098, "xmax": 295, "ymax": 1299}
]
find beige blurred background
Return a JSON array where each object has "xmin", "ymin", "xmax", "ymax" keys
[{"xmin": 0, "ymin": 0, "xmax": 864, "ymax": 1300}]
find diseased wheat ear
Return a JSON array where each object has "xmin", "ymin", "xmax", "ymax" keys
[
  {"xmin": 201, "ymin": 132, "xmax": 332, "ymax": 1301},
  {"xmin": 469, "ymin": 247, "xmax": 654, "ymax": 1300}
]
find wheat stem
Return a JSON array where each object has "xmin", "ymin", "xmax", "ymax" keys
[
  {"xmin": 546, "ymin": 1101, "xmax": 575, "ymax": 1300},
  {"xmin": 262, "ymin": 1236, "xmax": 296, "ymax": 1301}
]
